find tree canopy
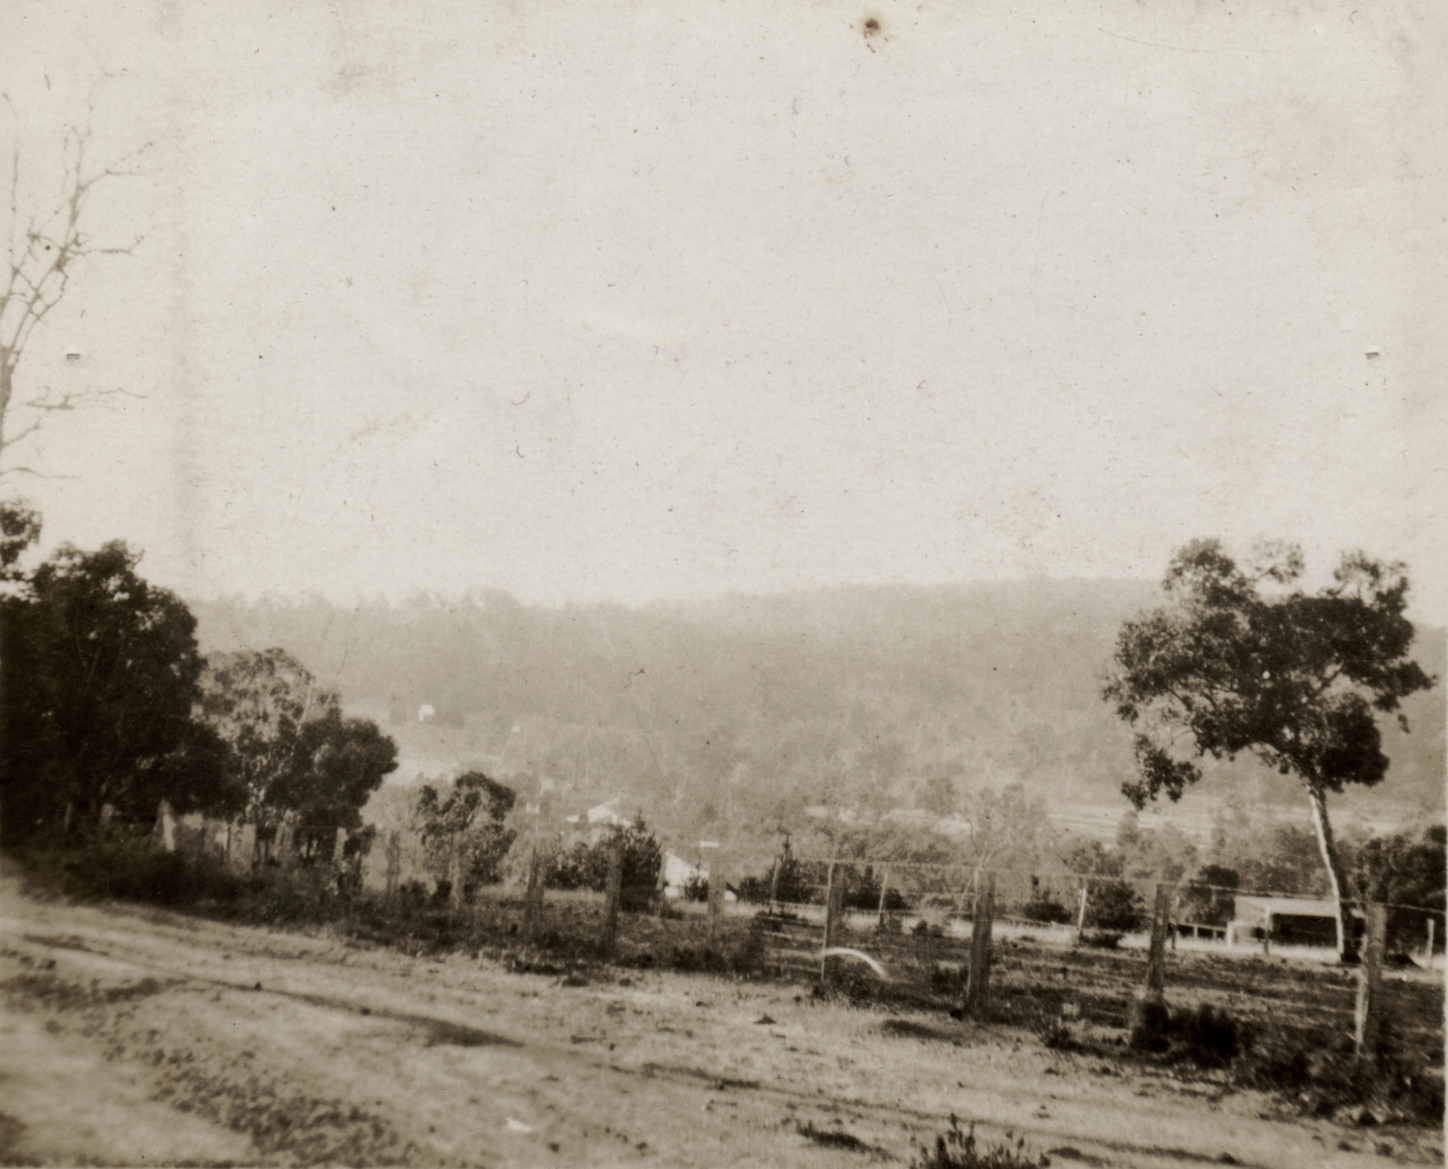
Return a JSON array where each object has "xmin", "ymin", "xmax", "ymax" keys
[
  {"xmin": 268, "ymin": 706, "xmax": 397, "ymax": 858},
  {"xmin": 0, "ymin": 540, "xmax": 238, "ymax": 843},
  {"xmin": 413, "ymin": 769, "xmax": 517, "ymax": 891},
  {"xmin": 1104, "ymin": 539, "xmax": 1435, "ymax": 960},
  {"xmin": 196, "ymin": 647, "xmax": 337, "ymax": 827}
]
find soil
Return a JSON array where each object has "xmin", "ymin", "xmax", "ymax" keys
[{"xmin": 1, "ymin": 874, "xmax": 1442, "ymax": 1168}]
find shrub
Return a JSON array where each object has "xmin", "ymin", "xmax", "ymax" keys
[
  {"xmin": 60, "ymin": 842, "xmax": 241, "ymax": 906},
  {"xmin": 1019, "ymin": 898, "xmax": 1073, "ymax": 925},
  {"xmin": 1128, "ymin": 998, "xmax": 1172, "ymax": 1052},
  {"xmin": 930, "ymin": 963, "xmax": 963, "ymax": 993},
  {"xmin": 547, "ymin": 818, "xmax": 661, "ymax": 910},
  {"xmin": 912, "ymin": 1116, "xmax": 1046, "ymax": 1169},
  {"xmin": 844, "ymin": 866, "xmax": 909, "ymax": 912},
  {"xmin": 734, "ymin": 838, "xmax": 816, "ymax": 906},
  {"xmin": 1169, "ymin": 1004, "xmax": 1250, "ymax": 1068},
  {"xmin": 670, "ymin": 945, "xmax": 729, "ymax": 974},
  {"xmin": 1236, "ymin": 1045, "xmax": 1311, "ymax": 1094},
  {"xmin": 1035, "ymin": 1019, "xmax": 1080, "ymax": 1051},
  {"xmin": 1085, "ymin": 881, "xmax": 1142, "ymax": 932},
  {"xmin": 1233, "ymin": 1017, "xmax": 1442, "ymax": 1125}
]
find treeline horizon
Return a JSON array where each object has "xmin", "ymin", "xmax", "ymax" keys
[{"xmin": 188, "ymin": 580, "xmax": 1447, "ymax": 846}]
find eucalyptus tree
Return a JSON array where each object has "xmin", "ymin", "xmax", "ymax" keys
[{"xmin": 1104, "ymin": 540, "xmax": 1435, "ymax": 962}]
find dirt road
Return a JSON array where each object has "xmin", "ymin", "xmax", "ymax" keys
[{"xmin": 0, "ymin": 881, "xmax": 1437, "ymax": 1167}]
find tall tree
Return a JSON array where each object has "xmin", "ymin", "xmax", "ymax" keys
[
  {"xmin": 196, "ymin": 647, "xmax": 335, "ymax": 830},
  {"xmin": 413, "ymin": 769, "xmax": 517, "ymax": 890},
  {"xmin": 1104, "ymin": 539, "xmax": 1435, "ymax": 962},
  {"xmin": 267, "ymin": 706, "xmax": 397, "ymax": 860},
  {"xmin": 0, "ymin": 540, "xmax": 237, "ymax": 843}
]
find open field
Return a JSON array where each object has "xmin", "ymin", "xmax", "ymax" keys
[{"xmin": 1, "ymin": 863, "xmax": 1443, "ymax": 1169}]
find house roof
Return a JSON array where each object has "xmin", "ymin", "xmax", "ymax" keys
[
  {"xmin": 563, "ymin": 796, "xmax": 632, "ymax": 827},
  {"xmin": 1232, "ymin": 895, "xmax": 1359, "ymax": 921}
]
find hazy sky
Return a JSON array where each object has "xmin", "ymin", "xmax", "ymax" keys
[{"xmin": 3, "ymin": 1, "xmax": 1445, "ymax": 619}]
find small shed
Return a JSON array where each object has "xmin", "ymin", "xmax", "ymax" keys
[{"xmin": 1226, "ymin": 895, "xmax": 1357, "ymax": 949}]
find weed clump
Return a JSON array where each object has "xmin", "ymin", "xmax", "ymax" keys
[
  {"xmin": 1169, "ymin": 1004, "xmax": 1248, "ymax": 1068},
  {"xmin": 1035, "ymin": 1018, "xmax": 1081, "ymax": 1052},
  {"xmin": 1235, "ymin": 1019, "xmax": 1444, "ymax": 1126},
  {"xmin": 1129, "ymin": 1001, "xmax": 1251, "ymax": 1065},
  {"xmin": 56, "ymin": 842, "xmax": 242, "ymax": 907},
  {"xmin": 912, "ymin": 1116, "xmax": 1047, "ymax": 1169}
]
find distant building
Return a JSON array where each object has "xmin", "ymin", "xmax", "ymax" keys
[
  {"xmin": 563, "ymin": 796, "xmax": 632, "ymax": 828},
  {"xmin": 662, "ymin": 852, "xmax": 703, "ymax": 899},
  {"xmin": 1226, "ymin": 895, "xmax": 1359, "ymax": 949}
]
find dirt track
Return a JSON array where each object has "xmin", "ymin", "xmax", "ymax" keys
[{"xmin": 0, "ymin": 878, "xmax": 1440, "ymax": 1167}]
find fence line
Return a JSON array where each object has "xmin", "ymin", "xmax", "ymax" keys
[{"xmin": 764, "ymin": 857, "xmax": 1443, "ymax": 917}]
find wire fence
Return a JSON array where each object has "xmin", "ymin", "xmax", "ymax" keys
[{"xmin": 149, "ymin": 803, "xmax": 1445, "ymax": 1069}]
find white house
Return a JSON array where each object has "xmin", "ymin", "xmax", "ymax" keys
[{"xmin": 564, "ymin": 797, "xmax": 632, "ymax": 829}]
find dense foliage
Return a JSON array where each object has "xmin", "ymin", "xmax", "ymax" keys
[
  {"xmin": 1344, "ymin": 825, "xmax": 1446, "ymax": 952},
  {"xmin": 271, "ymin": 707, "xmax": 397, "ymax": 857},
  {"xmin": 1, "ymin": 539, "xmax": 239, "ymax": 844},
  {"xmin": 0, "ymin": 506, "xmax": 398, "ymax": 856},
  {"xmin": 548, "ymin": 817, "xmax": 662, "ymax": 910},
  {"xmin": 196, "ymin": 647, "xmax": 333, "ymax": 828},
  {"xmin": 413, "ymin": 770, "xmax": 517, "ymax": 892}
]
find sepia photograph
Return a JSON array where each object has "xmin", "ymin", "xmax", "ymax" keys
[{"xmin": 0, "ymin": 2, "xmax": 1444, "ymax": 1165}]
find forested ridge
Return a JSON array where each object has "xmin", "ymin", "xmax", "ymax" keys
[{"xmin": 189, "ymin": 581, "xmax": 1445, "ymax": 845}]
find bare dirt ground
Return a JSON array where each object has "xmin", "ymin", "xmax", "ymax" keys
[{"xmin": 1, "ymin": 875, "xmax": 1441, "ymax": 1168}]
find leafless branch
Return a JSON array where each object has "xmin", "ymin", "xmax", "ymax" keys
[{"xmin": 0, "ymin": 86, "xmax": 151, "ymax": 475}]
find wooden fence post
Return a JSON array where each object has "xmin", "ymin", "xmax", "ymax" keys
[
  {"xmin": 1355, "ymin": 903, "xmax": 1388, "ymax": 1062},
  {"xmin": 821, "ymin": 862, "xmax": 843, "ymax": 983},
  {"xmin": 1427, "ymin": 917, "xmax": 1436, "ymax": 968},
  {"xmin": 698, "ymin": 841, "xmax": 722, "ymax": 941},
  {"xmin": 767, "ymin": 858, "xmax": 780, "ymax": 916},
  {"xmin": 1144, "ymin": 882, "xmax": 1170, "ymax": 1002},
  {"xmin": 877, "ymin": 868, "xmax": 891, "ymax": 928},
  {"xmin": 601, "ymin": 834, "xmax": 623, "ymax": 958},
  {"xmin": 1075, "ymin": 880, "xmax": 1089, "ymax": 943},
  {"xmin": 523, "ymin": 846, "xmax": 547, "ymax": 940},
  {"xmin": 384, "ymin": 830, "xmax": 401, "ymax": 897},
  {"xmin": 964, "ymin": 872, "xmax": 996, "ymax": 1018},
  {"xmin": 707, "ymin": 848, "xmax": 727, "ymax": 943},
  {"xmin": 157, "ymin": 800, "xmax": 176, "ymax": 852},
  {"xmin": 448, "ymin": 832, "xmax": 464, "ymax": 913}
]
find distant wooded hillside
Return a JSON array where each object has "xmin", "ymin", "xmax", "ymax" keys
[{"xmin": 190, "ymin": 582, "xmax": 1446, "ymax": 843}]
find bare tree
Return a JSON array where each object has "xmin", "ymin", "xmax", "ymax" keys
[{"xmin": 0, "ymin": 86, "xmax": 149, "ymax": 480}]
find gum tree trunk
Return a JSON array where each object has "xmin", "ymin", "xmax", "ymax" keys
[{"xmin": 1307, "ymin": 784, "xmax": 1359, "ymax": 965}]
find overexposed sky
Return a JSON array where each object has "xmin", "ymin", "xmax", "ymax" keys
[{"xmin": 3, "ymin": 1, "xmax": 1445, "ymax": 618}]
